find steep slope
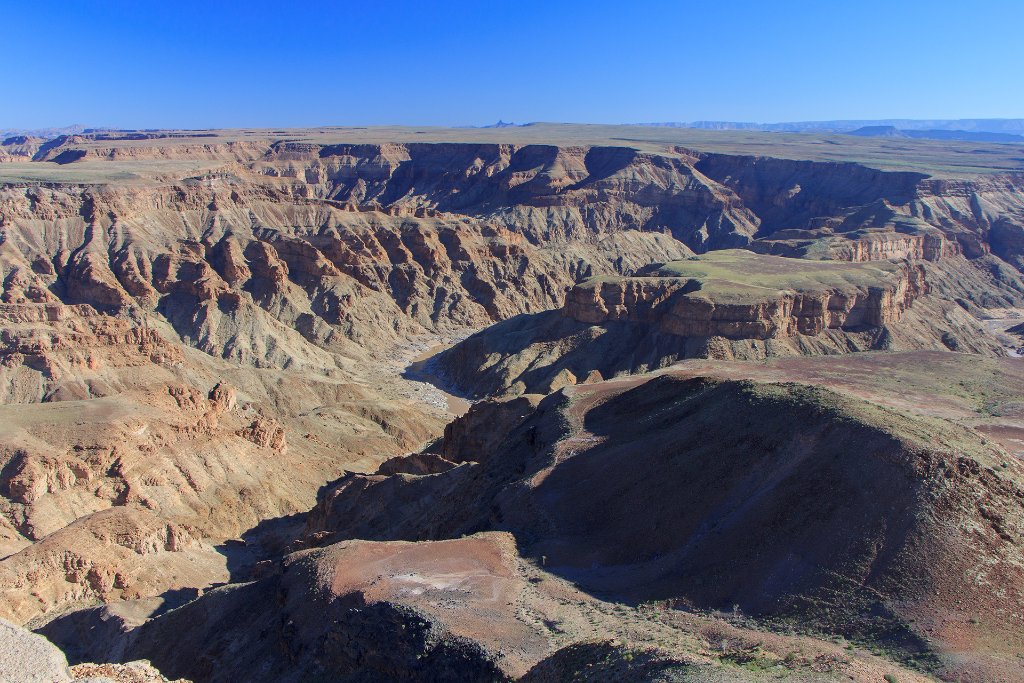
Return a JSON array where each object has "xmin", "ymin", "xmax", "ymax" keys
[
  {"xmin": 291, "ymin": 362, "xmax": 1024, "ymax": 682},
  {"xmin": 0, "ymin": 299, "xmax": 448, "ymax": 623},
  {"xmin": 44, "ymin": 531, "xmax": 933, "ymax": 683},
  {"xmin": 437, "ymin": 250, "xmax": 1006, "ymax": 397},
  {"xmin": 690, "ymin": 153, "xmax": 1024, "ymax": 265},
  {"xmin": 0, "ymin": 136, "xmax": 45, "ymax": 163},
  {"xmin": 3, "ymin": 132, "xmax": 1024, "ymax": 671}
]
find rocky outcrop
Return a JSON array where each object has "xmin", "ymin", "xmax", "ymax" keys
[
  {"xmin": 0, "ymin": 135, "xmax": 45, "ymax": 163},
  {"xmin": 914, "ymin": 174, "xmax": 1024, "ymax": 260},
  {"xmin": 0, "ymin": 616, "xmax": 187, "ymax": 683},
  {"xmin": 0, "ymin": 303, "xmax": 183, "ymax": 404},
  {"xmin": 289, "ymin": 369, "xmax": 1024, "ymax": 682},
  {"xmin": 236, "ymin": 417, "xmax": 286, "ymax": 454},
  {"xmin": 71, "ymin": 660, "xmax": 191, "ymax": 683},
  {"xmin": 0, "ymin": 616, "xmax": 74, "ymax": 682},
  {"xmin": 0, "ymin": 508, "xmax": 214, "ymax": 625},
  {"xmin": 375, "ymin": 451, "xmax": 458, "ymax": 476},
  {"xmin": 439, "ymin": 251, "xmax": 1000, "ymax": 398},
  {"xmin": 564, "ymin": 262, "xmax": 927, "ymax": 340},
  {"xmin": 439, "ymin": 394, "xmax": 543, "ymax": 464},
  {"xmin": 828, "ymin": 231, "xmax": 960, "ymax": 262},
  {"xmin": 750, "ymin": 229, "xmax": 963, "ymax": 262},
  {"xmin": 65, "ymin": 534, "xmax": 528, "ymax": 683}
]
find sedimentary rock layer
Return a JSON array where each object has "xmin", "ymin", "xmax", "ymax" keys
[
  {"xmin": 564, "ymin": 255, "xmax": 927, "ymax": 340},
  {"xmin": 292, "ymin": 368, "xmax": 1024, "ymax": 681}
]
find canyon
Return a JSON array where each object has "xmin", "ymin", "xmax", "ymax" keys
[{"xmin": 2, "ymin": 126, "xmax": 1024, "ymax": 682}]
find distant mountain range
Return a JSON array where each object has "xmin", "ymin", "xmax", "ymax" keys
[
  {"xmin": 478, "ymin": 120, "xmax": 522, "ymax": 128},
  {"xmin": 6, "ymin": 120, "xmax": 1024, "ymax": 145},
  {"xmin": 0, "ymin": 124, "xmax": 96, "ymax": 139},
  {"xmin": 637, "ymin": 119, "xmax": 1024, "ymax": 134},
  {"xmin": 843, "ymin": 125, "xmax": 1024, "ymax": 143},
  {"xmin": 634, "ymin": 119, "xmax": 1024, "ymax": 143}
]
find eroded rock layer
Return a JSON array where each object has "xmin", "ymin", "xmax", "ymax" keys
[
  {"xmin": 438, "ymin": 251, "xmax": 1006, "ymax": 398},
  {"xmin": 2, "ymin": 131, "xmax": 1024, "ymax": 682},
  {"xmin": 565, "ymin": 253, "xmax": 926, "ymax": 339},
  {"xmin": 289, "ymin": 360, "xmax": 1024, "ymax": 682}
]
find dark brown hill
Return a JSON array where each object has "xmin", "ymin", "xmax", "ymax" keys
[{"xmin": 296, "ymin": 371, "xmax": 1024, "ymax": 681}]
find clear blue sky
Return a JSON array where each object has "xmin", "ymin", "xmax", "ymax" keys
[{"xmin": 4, "ymin": 0, "xmax": 1023, "ymax": 129}]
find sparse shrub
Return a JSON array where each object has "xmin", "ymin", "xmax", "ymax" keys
[{"xmin": 884, "ymin": 675, "xmax": 899, "ymax": 683}]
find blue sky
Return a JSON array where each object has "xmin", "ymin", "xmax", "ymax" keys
[{"xmin": 4, "ymin": 0, "xmax": 1023, "ymax": 129}]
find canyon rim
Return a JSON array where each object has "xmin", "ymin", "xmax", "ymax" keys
[{"xmin": 5, "ymin": 2, "xmax": 1024, "ymax": 681}]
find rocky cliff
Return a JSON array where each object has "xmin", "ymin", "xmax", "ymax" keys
[
  {"xmin": 564, "ymin": 257, "xmax": 927, "ymax": 340},
  {"xmin": 0, "ymin": 136, "xmax": 45, "ymax": 163},
  {"xmin": 439, "ymin": 251, "xmax": 1000, "ymax": 398},
  {"xmin": 3, "ymin": 140, "xmax": 1023, "ymax": 361},
  {"xmin": 690, "ymin": 152, "xmax": 1024, "ymax": 264},
  {"xmin": 279, "ymin": 365, "xmax": 1024, "ymax": 682},
  {"xmin": 0, "ymin": 132, "xmax": 1020, "ymax": 653},
  {"xmin": 9, "ymin": 135, "xmax": 1024, "ymax": 263}
]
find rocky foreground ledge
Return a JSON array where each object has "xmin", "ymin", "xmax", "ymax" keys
[{"xmin": 0, "ymin": 617, "xmax": 188, "ymax": 682}]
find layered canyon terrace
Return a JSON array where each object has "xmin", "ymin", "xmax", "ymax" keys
[
  {"xmin": 2, "ymin": 125, "xmax": 1024, "ymax": 682},
  {"xmin": 5, "ymin": 123, "xmax": 1024, "ymax": 179}
]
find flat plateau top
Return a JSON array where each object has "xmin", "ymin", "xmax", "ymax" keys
[
  {"xmin": 587, "ymin": 250, "xmax": 907, "ymax": 302},
  {"xmin": 1, "ymin": 123, "xmax": 1023, "ymax": 185}
]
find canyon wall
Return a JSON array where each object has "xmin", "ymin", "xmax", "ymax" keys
[
  {"xmin": 2, "ymin": 136, "xmax": 1024, "ymax": 627},
  {"xmin": 3, "ymin": 141, "xmax": 1022, "ymax": 370},
  {"xmin": 437, "ymin": 252, "xmax": 1004, "ymax": 399},
  {"xmin": 563, "ymin": 263, "xmax": 927, "ymax": 340},
  {"xmin": 9, "ymin": 137, "xmax": 1024, "ymax": 266}
]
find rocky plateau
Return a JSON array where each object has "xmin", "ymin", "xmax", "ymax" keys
[{"xmin": 2, "ymin": 127, "xmax": 1024, "ymax": 681}]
